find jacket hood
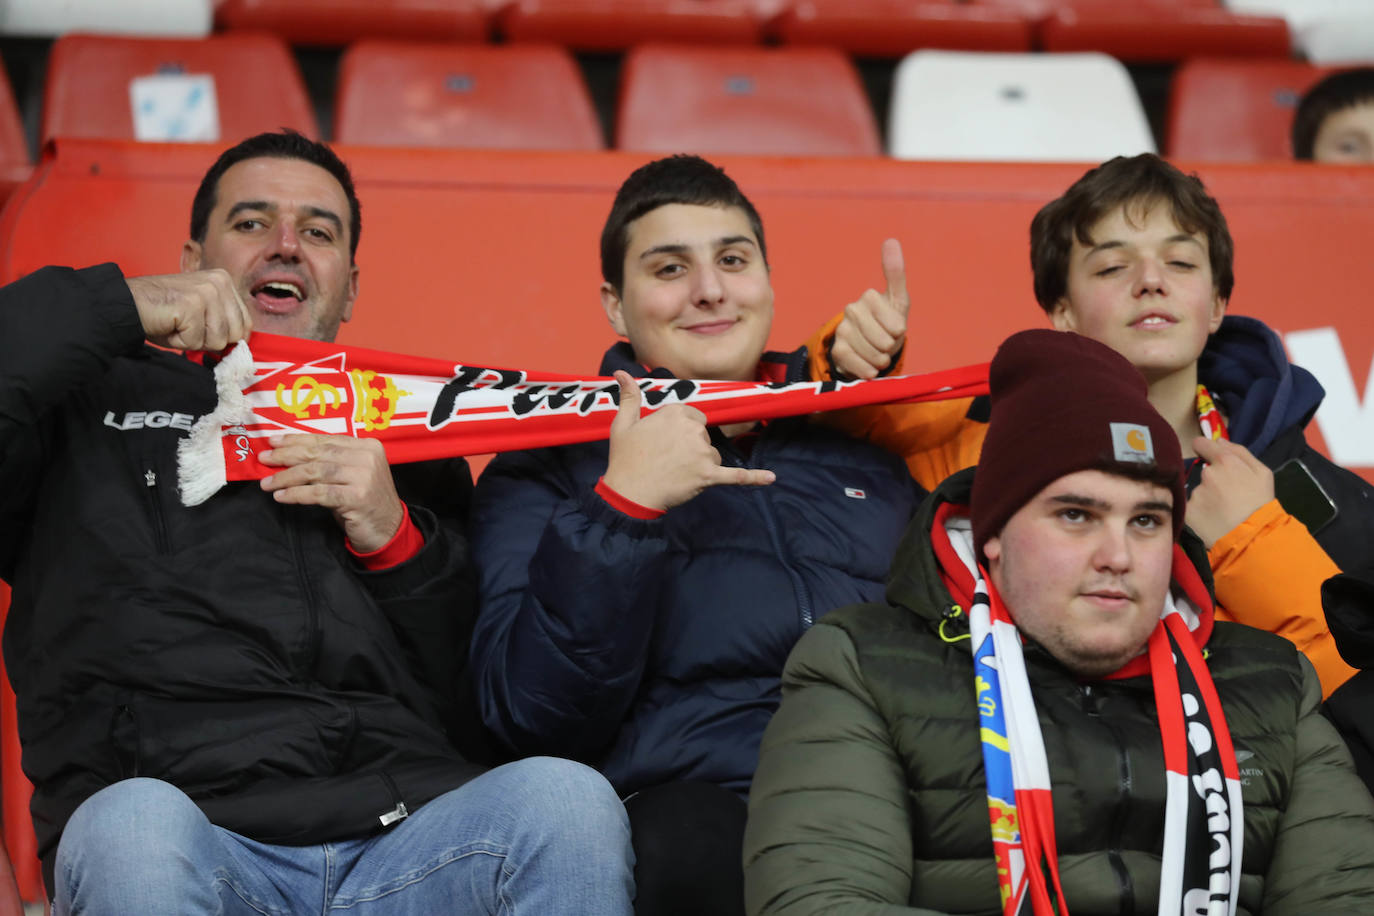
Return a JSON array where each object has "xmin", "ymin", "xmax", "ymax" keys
[
  {"xmin": 1199, "ymin": 315, "xmax": 1324, "ymax": 458},
  {"xmin": 598, "ymin": 341, "xmax": 810, "ymax": 383}
]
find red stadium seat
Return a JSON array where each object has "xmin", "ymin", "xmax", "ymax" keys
[
  {"xmin": 771, "ymin": 0, "xmax": 1032, "ymax": 56},
  {"xmin": 985, "ymin": 0, "xmax": 1230, "ymax": 18},
  {"xmin": 216, "ymin": 0, "xmax": 490, "ymax": 46},
  {"xmin": 0, "ymin": 60, "xmax": 30, "ymax": 207},
  {"xmin": 1039, "ymin": 3, "xmax": 1290, "ymax": 61},
  {"xmin": 1168, "ymin": 58, "xmax": 1330, "ymax": 160},
  {"xmin": 0, "ymin": 843, "xmax": 24, "ymax": 916},
  {"xmin": 615, "ymin": 44, "xmax": 880, "ymax": 156},
  {"xmin": 335, "ymin": 41, "xmax": 603, "ymax": 150},
  {"xmin": 0, "ymin": 582, "xmax": 41, "ymax": 909},
  {"xmin": 970, "ymin": 0, "xmax": 1288, "ymax": 61},
  {"xmin": 42, "ymin": 33, "xmax": 317, "ymax": 145},
  {"xmin": 498, "ymin": 0, "xmax": 764, "ymax": 52}
]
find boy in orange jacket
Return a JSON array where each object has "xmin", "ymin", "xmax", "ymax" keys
[{"xmin": 807, "ymin": 153, "xmax": 1372, "ymax": 697}]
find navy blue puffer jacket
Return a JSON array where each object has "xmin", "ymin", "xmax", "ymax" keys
[{"xmin": 469, "ymin": 342, "xmax": 921, "ymax": 795}]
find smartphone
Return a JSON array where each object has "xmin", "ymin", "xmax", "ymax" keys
[{"xmin": 1272, "ymin": 458, "xmax": 1338, "ymax": 535}]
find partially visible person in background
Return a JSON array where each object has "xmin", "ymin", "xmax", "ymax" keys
[{"xmin": 1293, "ymin": 67, "xmax": 1374, "ymax": 162}]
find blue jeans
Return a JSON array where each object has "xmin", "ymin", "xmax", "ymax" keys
[{"xmin": 53, "ymin": 758, "xmax": 634, "ymax": 915}]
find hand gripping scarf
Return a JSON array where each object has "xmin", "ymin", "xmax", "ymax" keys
[
  {"xmin": 176, "ymin": 332, "xmax": 989, "ymax": 506},
  {"xmin": 937, "ymin": 507, "xmax": 1244, "ymax": 916}
]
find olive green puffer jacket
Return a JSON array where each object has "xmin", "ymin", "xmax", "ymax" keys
[{"xmin": 744, "ymin": 469, "xmax": 1374, "ymax": 916}]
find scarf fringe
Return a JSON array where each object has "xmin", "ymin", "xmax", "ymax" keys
[{"xmin": 176, "ymin": 343, "xmax": 256, "ymax": 506}]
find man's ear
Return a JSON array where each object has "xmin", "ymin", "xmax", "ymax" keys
[
  {"xmin": 982, "ymin": 534, "xmax": 1004, "ymax": 593},
  {"xmin": 1208, "ymin": 293, "xmax": 1228, "ymax": 334},
  {"xmin": 341, "ymin": 263, "xmax": 360, "ymax": 325},
  {"xmin": 1048, "ymin": 297, "xmax": 1077, "ymax": 332},
  {"xmin": 180, "ymin": 240, "xmax": 203, "ymax": 274},
  {"xmin": 600, "ymin": 282, "xmax": 628, "ymax": 337}
]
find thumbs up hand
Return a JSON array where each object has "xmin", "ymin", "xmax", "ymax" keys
[{"xmin": 829, "ymin": 238, "xmax": 910, "ymax": 380}]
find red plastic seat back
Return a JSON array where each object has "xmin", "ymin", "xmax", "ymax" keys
[
  {"xmin": 616, "ymin": 44, "xmax": 880, "ymax": 157},
  {"xmin": 0, "ymin": 59, "xmax": 30, "ymax": 206},
  {"xmin": 1169, "ymin": 58, "xmax": 1330, "ymax": 160},
  {"xmin": 499, "ymin": 0, "xmax": 764, "ymax": 52},
  {"xmin": 972, "ymin": 0, "xmax": 1288, "ymax": 61},
  {"xmin": 335, "ymin": 41, "xmax": 603, "ymax": 150},
  {"xmin": 216, "ymin": 0, "xmax": 490, "ymax": 45},
  {"xmin": 1040, "ymin": 3, "xmax": 1289, "ymax": 61},
  {"xmin": 43, "ymin": 33, "xmax": 317, "ymax": 144},
  {"xmin": 772, "ymin": 0, "xmax": 1032, "ymax": 56},
  {"xmin": 0, "ymin": 581, "xmax": 41, "ymax": 907}
]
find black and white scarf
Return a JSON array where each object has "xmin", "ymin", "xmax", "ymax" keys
[{"xmin": 937, "ymin": 509, "xmax": 1244, "ymax": 916}]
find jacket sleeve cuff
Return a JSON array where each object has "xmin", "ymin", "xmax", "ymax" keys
[
  {"xmin": 349, "ymin": 502, "xmax": 425, "ymax": 569},
  {"xmin": 86, "ymin": 264, "xmax": 147, "ymax": 351},
  {"xmin": 805, "ymin": 310, "xmax": 847, "ymax": 382},
  {"xmin": 595, "ymin": 477, "xmax": 665, "ymax": 520}
]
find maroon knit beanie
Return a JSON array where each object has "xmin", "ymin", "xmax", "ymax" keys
[{"xmin": 970, "ymin": 329, "xmax": 1186, "ymax": 561}]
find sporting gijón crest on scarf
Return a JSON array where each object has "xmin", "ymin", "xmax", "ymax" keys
[
  {"xmin": 175, "ymin": 331, "xmax": 989, "ymax": 506},
  {"xmin": 934, "ymin": 505, "xmax": 1244, "ymax": 916}
]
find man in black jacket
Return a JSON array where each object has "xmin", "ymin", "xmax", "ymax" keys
[{"xmin": 0, "ymin": 131, "xmax": 633, "ymax": 914}]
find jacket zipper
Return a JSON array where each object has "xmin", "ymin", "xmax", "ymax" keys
[
  {"xmin": 285, "ymin": 513, "xmax": 322, "ymax": 679},
  {"xmin": 1081, "ymin": 684, "xmax": 1135, "ymax": 915},
  {"xmin": 377, "ymin": 771, "xmax": 409, "ymax": 827},
  {"xmin": 715, "ymin": 431, "xmax": 815, "ymax": 631},
  {"xmin": 142, "ymin": 469, "xmax": 170, "ymax": 554}
]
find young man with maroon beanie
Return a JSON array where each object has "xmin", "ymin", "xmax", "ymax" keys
[{"xmin": 744, "ymin": 328, "xmax": 1374, "ymax": 916}]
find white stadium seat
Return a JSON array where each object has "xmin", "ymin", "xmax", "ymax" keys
[{"xmin": 887, "ymin": 49, "xmax": 1156, "ymax": 162}]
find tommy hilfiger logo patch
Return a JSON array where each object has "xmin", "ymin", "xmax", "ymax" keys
[
  {"xmin": 1109, "ymin": 422, "xmax": 1154, "ymax": 463},
  {"xmin": 844, "ymin": 487, "xmax": 867, "ymax": 499}
]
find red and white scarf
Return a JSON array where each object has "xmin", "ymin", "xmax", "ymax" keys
[
  {"xmin": 176, "ymin": 332, "xmax": 989, "ymax": 505},
  {"xmin": 1197, "ymin": 384, "xmax": 1228, "ymax": 443},
  {"xmin": 934, "ymin": 506, "xmax": 1244, "ymax": 916}
]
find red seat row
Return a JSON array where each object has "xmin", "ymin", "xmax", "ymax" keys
[
  {"xmin": 31, "ymin": 34, "xmax": 881, "ymax": 157},
  {"xmin": 214, "ymin": 0, "xmax": 1289, "ymax": 61},
  {"xmin": 20, "ymin": 33, "xmax": 1337, "ymax": 163}
]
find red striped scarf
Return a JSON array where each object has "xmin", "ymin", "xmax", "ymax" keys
[{"xmin": 177, "ymin": 332, "xmax": 989, "ymax": 505}]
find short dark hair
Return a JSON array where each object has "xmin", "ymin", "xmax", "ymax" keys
[
  {"xmin": 599, "ymin": 154, "xmax": 767, "ymax": 292},
  {"xmin": 1292, "ymin": 68, "xmax": 1374, "ymax": 160},
  {"xmin": 189, "ymin": 130, "xmax": 362, "ymax": 263},
  {"xmin": 1029, "ymin": 154, "xmax": 1234, "ymax": 311}
]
